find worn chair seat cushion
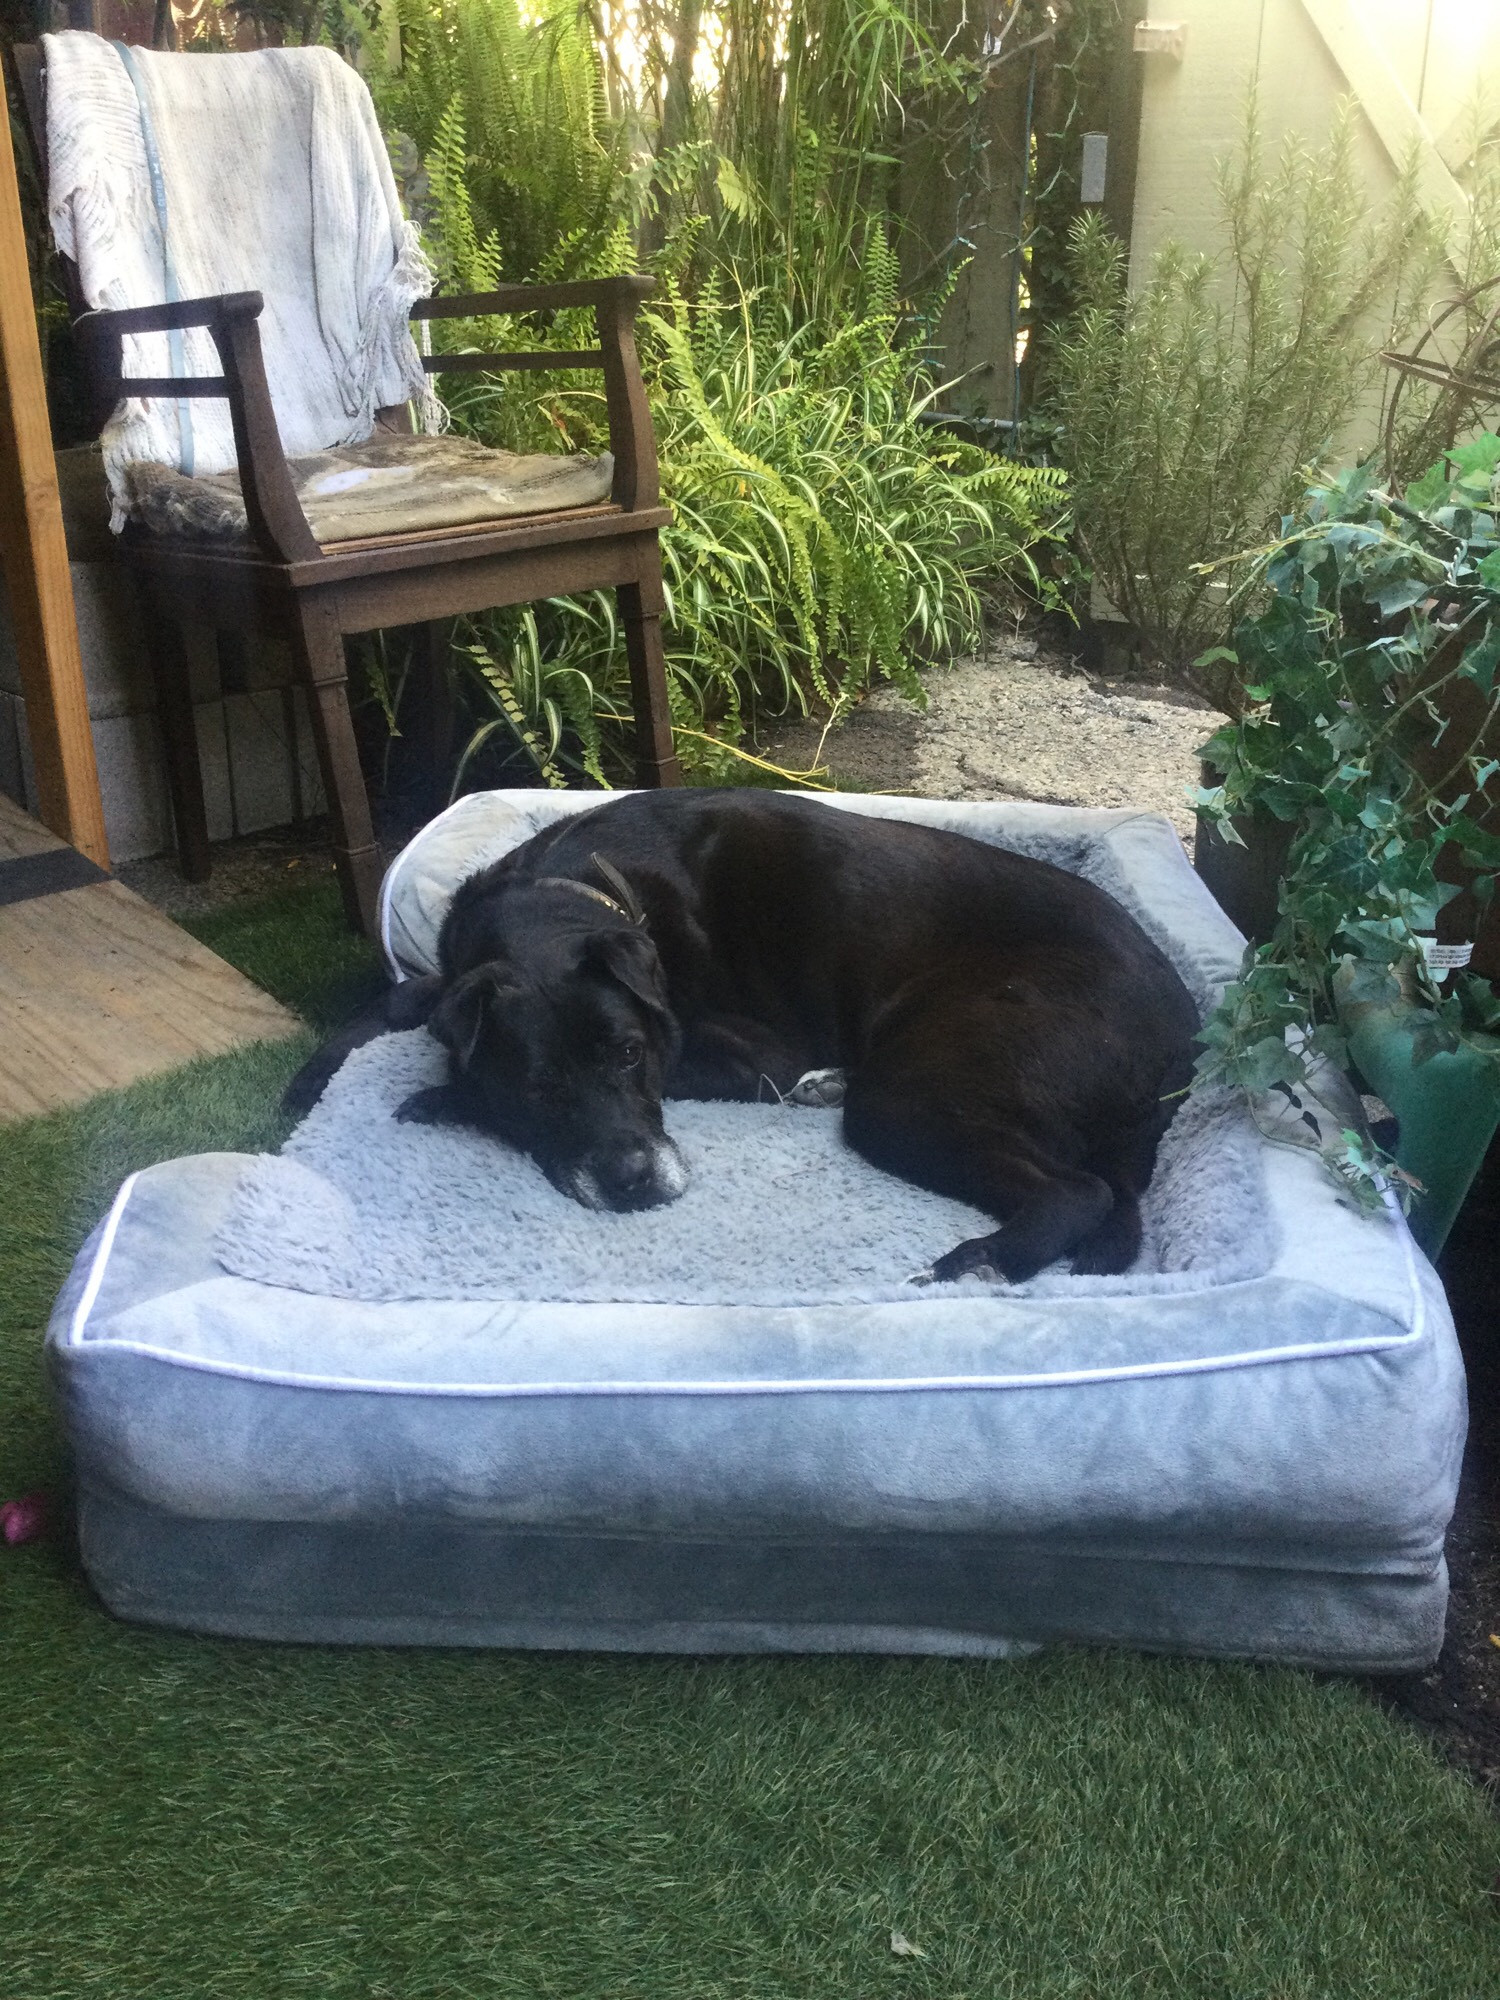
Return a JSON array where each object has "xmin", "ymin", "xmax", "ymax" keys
[
  {"xmin": 46, "ymin": 795, "xmax": 1466, "ymax": 1669},
  {"xmin": 119, "ymin": 432, "xmax": 615, "ymax": 545}
]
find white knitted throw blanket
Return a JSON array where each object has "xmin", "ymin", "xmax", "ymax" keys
[{"xmin": 42, "ymin": 31, "xmax": 444, "ymax": 529}]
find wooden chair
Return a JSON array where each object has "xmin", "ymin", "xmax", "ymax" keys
[{"xmin": 11, "ymin": 42, "xmax": 680, "ymax": 937}]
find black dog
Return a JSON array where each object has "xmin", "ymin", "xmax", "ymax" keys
[{"xmin": 290, "ymin": 791, "xmax": 1198, "ymax": 1283}]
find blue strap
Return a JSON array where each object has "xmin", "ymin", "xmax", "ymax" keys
[{"xmin": 112, "ymin": 40, "xmax": 194, "ymax": 475}]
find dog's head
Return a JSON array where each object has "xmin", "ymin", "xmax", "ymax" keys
[{"xmin": 429, "ymin": 921, "xmax": 686, "ymax": 1211}]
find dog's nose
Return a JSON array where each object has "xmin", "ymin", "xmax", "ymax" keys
[{"xmin": 612, "ymin": 1146, "xmax": 656, "ymax": 1194}]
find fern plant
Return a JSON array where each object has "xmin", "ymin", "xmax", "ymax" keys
[
  {"xmin": 348, "ymin": 0, "xmax": 1064, "ymax": 785},
  {"xmin": 375, "ymin": 0, "xmax": 630, "ymax": 290},
  {"xmin": 442, "ymin": 289, "xmax": 1065, "ymax": 783}
]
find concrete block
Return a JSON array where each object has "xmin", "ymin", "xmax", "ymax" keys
[
  {"xmin": 225, "ymin": 690, "xmax": 295, "ymax": 834},
  {"xmin": 54, "ymin": 448, "xmax": 116, "ymax": 562},
  {"xmin": 0, "ymin": 442, "xmax": 335, "ymax": 862},
  {"xmin": 2, "ymin": 556, "xmax": 152, "ymax": 719},
  {"xmin": 71, "ymin": 562, "xmax": 155, "ymax": 718},
  {"xmin": 194, "ymin": 701, "xmax": 235, "ymax": 843},
  {"xmin": 247, "ymin": 634, "xmax": 295, "ymax": 693},
  {"xmin": 183, "ymin": 624, "xmax": 222, "ymax": 707},
  {"xmin": 93, "ymin": 710, "xmax": 173, "ymax": 863},
  {"xmin": 291, "ymin": 687, "xmax": 328, "ymax": 818}
]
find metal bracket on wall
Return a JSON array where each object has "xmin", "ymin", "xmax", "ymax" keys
[{"xmin": 1132, "ymin": 21, "xmax": 1186, "ymax": 61}]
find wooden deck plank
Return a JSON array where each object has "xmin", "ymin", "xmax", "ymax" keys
[
  {"xmin": 0, "ymin": 795, "xmax": 301, "ymax": 1122},
  {"xmin": 0, "ymin": 790, "xmax": 74, "ymax": 860}
]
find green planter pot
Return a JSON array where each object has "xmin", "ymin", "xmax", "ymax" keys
[
  {"xmin": 1193, "ymin": 785, "xmax": 1499, "ymax": 1260},
  {"xmin": 1340, "ymin": 990, "xmax": 1500, "ymax": 1260}
]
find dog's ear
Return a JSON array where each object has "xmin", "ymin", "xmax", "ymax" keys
[
  {"xmin": 428, "ymin": 964, "xmax": 518, "ymax": 1069},
  {"xmin": 588, "ymin": 928, "xmax": 670, "ymax": 1019}
]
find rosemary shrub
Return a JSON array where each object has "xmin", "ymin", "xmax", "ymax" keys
[{"xmin": 1047, "ymin": 109, "xmax": 1442, "ymax": 711}]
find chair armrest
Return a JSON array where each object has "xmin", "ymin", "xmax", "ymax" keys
[
  {"xmin": 74, "ymin": 292, "xmax": 321, "ymax": 565},
  {"xmin": 411, "ymin": 277, "xmax": 661, "ymax": 512},
  {"xmin": 411, "ymin": 276, "xmax": 655, "ymax": 320},
  {"xmin": 75, "ymin": 290, "xmax": 267, "ymax": 341}
]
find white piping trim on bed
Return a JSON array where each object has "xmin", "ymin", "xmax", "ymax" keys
[
  {"xmin": 70, "ymin": 1305, "xmax": 1428, "ymax": 1399},
  {"xmin": 68, "ymin": 1171, "xmax": 142, "ymax": 1347},
  {"xmin": 66, "ymin": 1141, "xmax": 1431, "ymax": 1399},
  {"xmin": 49, "ymin": 1325, "xmax": 1430, "ymax": 1396}
]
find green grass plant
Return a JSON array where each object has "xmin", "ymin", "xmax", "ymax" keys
[
  {"xmin": 1, "ymin": 877, "xmax": 1498, "ymax": 1996},
  {"xmin": 440, "ymin": 285, "xmax": 1064, "ymax": 784},
  {"xmin": 350, "ymin": 0, "xmax": 1064, "ymax": 785}
]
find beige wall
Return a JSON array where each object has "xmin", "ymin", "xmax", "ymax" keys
[{"xmin": 1129, "ymin": 0, "xmax": 1500, "ymax": 285}]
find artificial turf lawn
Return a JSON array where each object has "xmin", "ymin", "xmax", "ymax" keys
[{"xmin": 3, "ymin": 878, "xmax": 1497, "ymax": 1998}]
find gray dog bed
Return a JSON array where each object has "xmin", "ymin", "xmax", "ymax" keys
[{"xmin": 47, "ymin": 794, "xmax": 1465, "ymax": 1669}]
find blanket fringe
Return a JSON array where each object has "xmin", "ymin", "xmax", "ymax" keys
[{"xmin": 347, "ymin": 221, "xmax": 447, "ymax": 441}]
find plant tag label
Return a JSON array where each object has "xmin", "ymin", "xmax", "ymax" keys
[{"xmin": 1417, "ymin": 937, "xmax": 1474, "ymax": 982}]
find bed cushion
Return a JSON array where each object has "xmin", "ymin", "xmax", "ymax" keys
[{"xmin": 46, "ymin": 794, "xmax": 1467, "ymax": 1669}]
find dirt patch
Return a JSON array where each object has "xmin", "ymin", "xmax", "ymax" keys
[
  {"xmin": 116, "ymin": 804, "xmax": 424, "ymax": 920},
  {"xmin": 1373, "ymin": 1154, "xmax": 1500, "ymax": 1802},
  {"xmin": 763, "ymin": 632, "xmax": 1216, "ymax": 845}
]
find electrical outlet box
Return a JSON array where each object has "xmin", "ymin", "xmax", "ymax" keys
[
  {"xmin": 1080, "ymin": 132, "xmax": 1108, "ymax": 203},
  {"xmin": 1133, "ymin": 20, "xmax": 1186, "ymax": 59}
]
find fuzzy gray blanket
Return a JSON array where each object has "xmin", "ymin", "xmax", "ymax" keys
[{"xmin": 216, "ymin": 1029, "xmax": 1269, "ymax": 1307}]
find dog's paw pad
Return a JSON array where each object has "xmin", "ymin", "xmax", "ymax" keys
[
  {"xmin": 929, "ymin": 1237, "xmax": 1006, "ymax": 1285},
  {"xmin": 395, "ymin": 1084, "xmax": 458, "ymax": 1126},
  {"xmin": 788, "ymin": 1067, "xmax": 847, "ymax": 1108}
]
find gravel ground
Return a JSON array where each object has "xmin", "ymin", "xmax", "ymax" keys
[
  {"xmin": 118, "ymin": 627, "xmax": 1216, "ymax": 919},
  {"xmin": 118, "ymin": 825, "xmax": 345, "ymax": 917},
  {"xmin": 117, "ymin": 807, "xmax": 424, "ymax": 919},
  {"xmin": 763, "ymin": 629, "xmax": 1217, "ymax": 846}
]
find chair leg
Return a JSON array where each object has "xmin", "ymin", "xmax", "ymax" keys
[
  {"xmin": 619, "ymin": 549, "xmax": 680, "ymax": 787},
  {"xmin": 408, "ymin": 619, "xmax": 455, "ymax": 812},
  {"xmin": 289, "ymin": 597, "xmax": 383, "ymax": 937},
  {"xmin": 147, "ymin": 607, "xmax": 211, "ymax": 883}
]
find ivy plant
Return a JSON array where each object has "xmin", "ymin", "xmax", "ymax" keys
[{"xmin": 1192, "ymin": 438, "xmax": 1500, "ymax": 1208}]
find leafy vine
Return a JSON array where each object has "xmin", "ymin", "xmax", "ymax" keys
[{"xmin": 1193, "ymin": 440, "xmax": 1500, "ymax": 1207}]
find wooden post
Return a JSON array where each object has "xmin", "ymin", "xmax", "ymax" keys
[{"xmin": 0, "ymin": 92, "xmax": 109, "ymax": 867}]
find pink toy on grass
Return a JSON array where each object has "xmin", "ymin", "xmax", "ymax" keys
[{"xmin": 1, "ymin": 1492, "xmax": 48, "ymax": 1545}]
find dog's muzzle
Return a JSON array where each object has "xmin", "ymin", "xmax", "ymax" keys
[{"xmin": 553, "ymin": 1135, "xmax": 688, "ymax": 1213}]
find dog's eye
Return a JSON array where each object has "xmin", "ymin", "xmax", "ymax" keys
[{"xmin": 615, "ymin": 1039, "xmax": 644, "ymax": 1071}]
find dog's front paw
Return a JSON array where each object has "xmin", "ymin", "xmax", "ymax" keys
[
  {"xmin": 395, "ymin": 1083, "xmax": 464, "ymax": 1127},
  {"xmin": 788, "ymin": 1067, "xmax": 847, "ymax": 1108},
  {"xmin": 925, "ymin": 1234, "xmax": 1005, "ymax": 1285}
]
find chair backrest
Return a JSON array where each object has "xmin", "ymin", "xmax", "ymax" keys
[
  {"xmin": 16, "ymin": 34, "xmax": 437, "ymax": 486},
  {"xmin": 12, "ymin": 40, "xmax": 420, "ymax": 450}
]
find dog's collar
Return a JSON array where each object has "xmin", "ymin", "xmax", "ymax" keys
[
  {"xmin": 533, "ymin": 851, "xmax": 646, "ymax": 927},
  {"xmin": 535, "ymin": 877, "xmax": 634, "ymax": 922}
]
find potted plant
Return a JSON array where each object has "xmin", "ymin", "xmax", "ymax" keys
[{"xmin": 1190, "ymin": 441, "xmax": 1500, "ymax": 1249}]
